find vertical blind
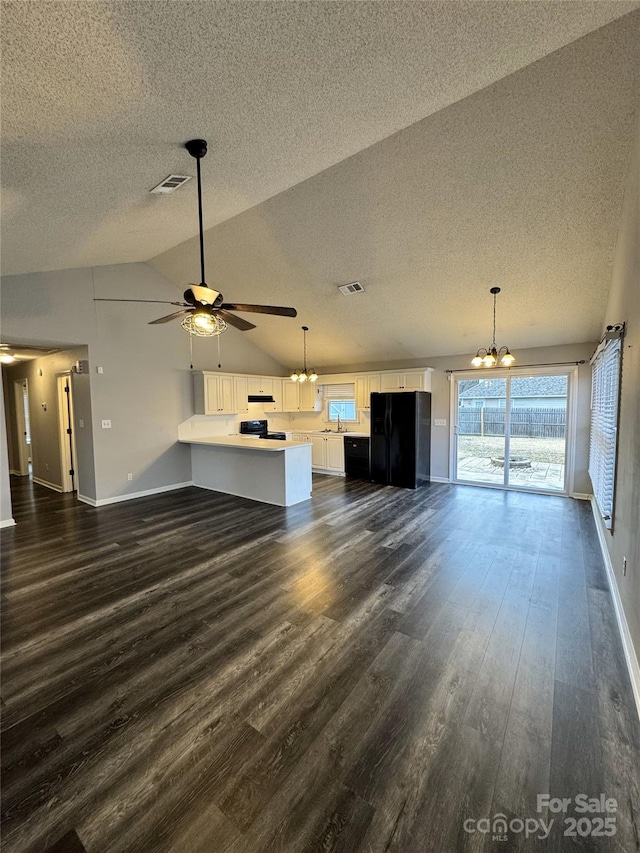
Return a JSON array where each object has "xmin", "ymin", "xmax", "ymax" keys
[{"xmin": 589, "ymin": 337, "xmax": 622, "ymax": 529}]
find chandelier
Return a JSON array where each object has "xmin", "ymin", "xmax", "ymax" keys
[
  {"xmin": 290, "ymin": 326, "xmax": 317, "ymax": 383},
  {"xmin": 471, "ymin": 287, "xmax": 515, "ymax": 368}
]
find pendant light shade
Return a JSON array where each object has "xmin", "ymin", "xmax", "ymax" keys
[
  {"xmin": 290, "ymin": 326, "xmax": 317, "ymax": 382},
  {"xmin": 471, "ymin": 287, "xmax": 515, "ymax": 368}
]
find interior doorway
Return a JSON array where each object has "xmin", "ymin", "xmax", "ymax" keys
[
  {"xmin": 56, "ymin": 373, "xmax": 77, "ymax": 493},
  {"xmin": 12, "ymin": 378, "xmax": 31, "ymax": 476},
  {"xmin": 451, "ymin": 368, "xmax": 576, "ymax": 495}
]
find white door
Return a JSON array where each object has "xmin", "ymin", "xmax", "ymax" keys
[
  {"xmin": 13, "ymin": 379, "xmax": 30, "ymax": 475},
  {"xmin": 56, "ymin": 373, "xmax": 76, "ymax": 492}
]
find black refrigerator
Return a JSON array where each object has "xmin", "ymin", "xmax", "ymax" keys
[{"xmin": 370, "ymin": 392, "xmax": 431, "ymax": 488}]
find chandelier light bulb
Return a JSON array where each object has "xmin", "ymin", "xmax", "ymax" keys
[
  {"xmin": 309, "ymin": 371, "xmax": 318, "ymax": 382},
  {"xmin": 471, "ymin": 355, "xmax": 483, "ymax": 367},
  {"xmin": 290, "ymin": 372, "xmax": 299, "ymax": 382}
]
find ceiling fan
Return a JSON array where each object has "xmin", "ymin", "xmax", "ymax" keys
[{"xmin": 94, "ymin": 138, "xmax": 297, "ymax": 336}]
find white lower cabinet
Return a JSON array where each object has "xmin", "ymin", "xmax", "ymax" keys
[
  {"xmin": 325, "ymin": 436, "xmax": 345, "ymax": 472},
  {"xmin": 311, "ymin": 436, "xmax": 326, "ymax": 468},
  {"xmin": 308, "ymin": 435, "xmax": 344, "ymax": 474}
]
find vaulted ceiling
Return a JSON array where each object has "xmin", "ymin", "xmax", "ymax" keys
[{"xmin": 2, "ymin": 2, "xmax": 639, "ymax": 367}]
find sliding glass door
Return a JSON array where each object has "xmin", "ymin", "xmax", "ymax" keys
[{"xmin": 453, "ymin": 371, "xmax": 570, "ymax": 494}]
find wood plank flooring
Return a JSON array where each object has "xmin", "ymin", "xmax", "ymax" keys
[{"xmin": 1, "ymin": 475, "xmax": 639, "ymax": 852}]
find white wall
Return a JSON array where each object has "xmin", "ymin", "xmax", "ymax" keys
[
  {"xmin": 0, "ymin": 263, "xmax": 286, "ymax": 502},
  {"xmin": 593, "ymin": 114, "xmax": 640, "ymax": 659}
]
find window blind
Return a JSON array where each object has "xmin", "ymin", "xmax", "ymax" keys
[
  {"xmin": 323, "ymin": 383, "xmax": 355, "ymax": 399},
  {"xmin": 589, "ymin": 337, "xmax": 621, "ymax": 529}
]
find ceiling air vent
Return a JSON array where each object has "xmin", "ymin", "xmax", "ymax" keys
[
  {"xmin": 150, "ymin": 175, "xmax": 192, "ymax": 194},
  {"xmin": 337, "ymin": 281, "xmax": 364, "ymax": 295}
]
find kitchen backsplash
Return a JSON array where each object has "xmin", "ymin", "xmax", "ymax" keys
[{"xmin": 178, "ymin": 402, "xmax": 370, "ymax": 440}]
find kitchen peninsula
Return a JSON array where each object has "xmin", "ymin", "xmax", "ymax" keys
[{"xmin": 179, "ymin": 435, "xmax": 312, "ymax": 507}]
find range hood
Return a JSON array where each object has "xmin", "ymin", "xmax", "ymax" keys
[{"xmin": 248, "ymin": 394, "xmax": 276, "ymax": 403}]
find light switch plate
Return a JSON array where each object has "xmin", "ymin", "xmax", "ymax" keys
[
  {"xmin": 434, "ymin": 418, "xmax": 447, "ymax": 427},
  {"xmin": 101, "ymin": 419, "xmax": 112, "ymax": 429}
]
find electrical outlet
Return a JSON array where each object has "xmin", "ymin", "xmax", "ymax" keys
[
  {"xmin": 434, "ymin": 418, "xmax": 447, "ymax": 427},
  {"xmin": 127, "ymin": 473, "xmax": 133, "ymax": 481},
  {"xmin": 101, "ymin": 419, "xmax": 112, "ymax": 429},
  {"xmin": 623, "ymin": 557, "xmax": 627, "ymax": 576},
  {"xmin": 97, "ymin": 366, "xmax": 104, "ymax": 374}
]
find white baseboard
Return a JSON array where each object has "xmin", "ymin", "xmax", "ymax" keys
[
  {"xmin": 0, "ymin": 518, "xmax": 16, "ymax": 528},
  {"xmin": 82, "ymin": 481, "xmax": 194, "ymax": 507},
  {"xmin": 590, "ymin": 498, "xmax": 640, "ymax": 719},
  {"xmin": 77, "ymin": 494, "xmax": 97, "ymax": 507},
  {"xmin": 430, "ymin": 476, "xmax": 450, "ymax": 484},
  {"xmin": 32, "ymin": 476, "xmax": 63, "ymax": 493},
  {"xmin": 572, "ymin": 492, "xmax": 592, "ymax": 500}
]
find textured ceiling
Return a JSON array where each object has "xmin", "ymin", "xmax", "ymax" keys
[
  {"xmin": 150, "ymin": 13, "xmax": 640, "ymax": 367},
  {"xmin": 2, "ymin": 0, "xmax": 638, "ymax": 276}
]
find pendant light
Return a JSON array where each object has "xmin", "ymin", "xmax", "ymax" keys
[
  {"xmin": 290, "ymin": 326, "xmax": 317, "ymax": 383},
  {"xmin": 471, "ymin": 287, "xmax": 515, "ymax": 368}
]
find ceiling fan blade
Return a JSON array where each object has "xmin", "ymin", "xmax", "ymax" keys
[
  {"xmin": 217, "ymin": 309, "xmax": 256, "ymax": 331},
  {"xmin": 149, "ymin": 310, "xmax": 193, "ymax": 325},
  {"xmin": 220, "ymin": 303, "xmax": 297, "ymax": 317},
  {"xmin": 185, "ymin": 285, "xmax": 222, "ymax": 306},
  {"xmin": 94, "ymin": 298, "xmax": 188, "ymax": 305}
]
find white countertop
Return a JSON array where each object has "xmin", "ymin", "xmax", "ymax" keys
[
  {"xmin": 306, "ymin": 430, "xmax": 370, "ymax": 438},
  {"xmin": 179, "ymin": 436, "xmax": 309, "ymax": 451}
]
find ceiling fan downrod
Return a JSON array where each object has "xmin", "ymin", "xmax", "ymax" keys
[{"xmin": 185, "ymin": 139, "xmax": 208, "ymax": 288}]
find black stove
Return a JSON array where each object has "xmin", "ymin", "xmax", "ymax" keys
[{"xmin": 239, "ymin": 419, "xmax": 287, "ymax": 441}]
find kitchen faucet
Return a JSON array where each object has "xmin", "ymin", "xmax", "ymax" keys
[{"xmin": 337, "ymin": 414, "xmax": 342, "ymax": 433}]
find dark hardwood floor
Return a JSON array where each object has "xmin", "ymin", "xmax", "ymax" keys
[{"xmin": 1, "ymin": 475, "xmax": 639, "ymax": 852}]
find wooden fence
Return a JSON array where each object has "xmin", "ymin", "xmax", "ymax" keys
[{"xmin": 458, "ymin": 407, "xmax": 566, "ymax": 439}]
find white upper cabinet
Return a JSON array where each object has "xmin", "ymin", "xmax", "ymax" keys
[
  {"xmin": 282, "ymin": 381, "xmax": 300, "ymax": 412},
  {"xmin": 282, "ymin": 381, "xmax": 323, "ymax": 412},
  {"xmin": 379, "ymin": 370, "xmax": 431, "ymax": 392},
  {"xmin": 234, "ymin": 376, "xmax": 249, "ymax": 414},
  {"xmin": 247, "ymin": 377, "xmax": 273, "ymax": 396},
  {"xmin": 355, "ymin": 374, "xmax": 381, "ymax": 410},
  {"xmin": 194, "ymin": 373, "xmax": 236, "ymax": 415},
  {"xmin": 300, "ymin": 382, "xmax": 322, "ymax": 411}
]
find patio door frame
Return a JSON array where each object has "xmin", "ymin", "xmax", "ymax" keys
[{"xmin": 449, "ymin": 365, "xmax": 579, "ymax": 497}]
